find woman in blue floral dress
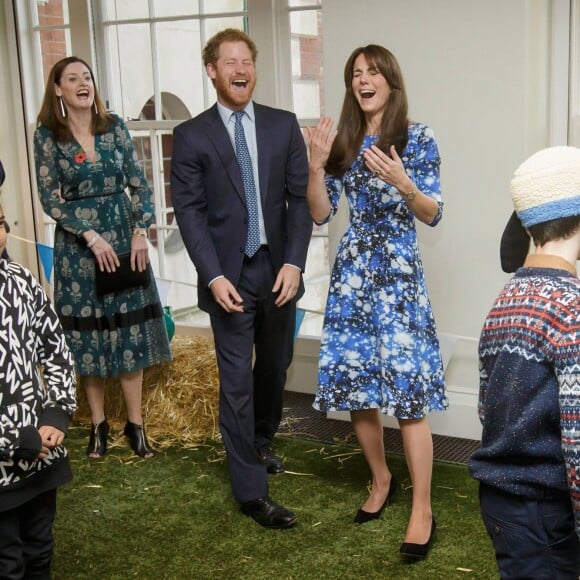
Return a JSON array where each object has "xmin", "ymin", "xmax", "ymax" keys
[
  {"xmin": 306, "ymin": 45, "xmax": 447, "ymax": 557},
  {"xmin": 34, "ymin": 57, "xmax": 172, "ymax": 459}
]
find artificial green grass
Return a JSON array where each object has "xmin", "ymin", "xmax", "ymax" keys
[{"xmin": 52, "ymin": 427, "xmax": 497, "ymax": 579}]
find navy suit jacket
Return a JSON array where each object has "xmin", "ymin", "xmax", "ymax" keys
[{"xmin": 171, "ymin": 102, "xmax": 312, "ymax": 314}]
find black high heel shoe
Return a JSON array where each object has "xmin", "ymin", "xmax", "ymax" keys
[
  {"xmin": 124, "ymin": 421, "xmax": 155, "ymax": 458},
  {"xmin": 354, "ymin": 475, "xmax": 397, "ymax": 524},
  {"xmin": 400, "ymin": 518, "xmax": 437, "ymax": 559},
  {"xmin": 87, "ymin": 419, "xmax": 109, "ymax": 458}
]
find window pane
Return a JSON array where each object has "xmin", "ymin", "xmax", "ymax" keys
[
  {"xmin": 289, "ymin": 0, "xmax": 321, "ymax": 7},
  {"xmin": 153, "ymin": 0, "xmax": 199, "ymax": 18},
  {"xmin": 290, "ymin": 9, "xmax": 318, "ymax": 36},
  {"xmin": 38, "ymin": 28, "xmax": 71, "ymax": 83},
  {"xmin": 131, "ymin": 133, "xmax": 155, "ymax": 205},
  {"xmin": 34, "ymin": 1, "xmax": 71, "ymax": 84},
  {"xmin": 106, "ymin": 24, "xmax": 154, "ymax": 119},
  {"xmin": 290, "ymin": 10, "xmax": 323, "ymax": 119},
  {"xmin": 35, "ymin": 0, "xmax": 69, "ymax": 25},
  {"xmin": 291, "ymin": 5, "xmax": 325, "ymax": 335},
  {"xmin": 157, "ymin": 20, "xmax": 204, "ymax": 118},
  {"xmin": 203, "ymin": 0, "xmax": 245, "ymax": 14},
  {"xmin": 102, "ymin": 0, "xmax": 149, "ymax": 20},
  {"xmin": 203, "ymin": 15, "xmax": 245, "ymax": 39},
  {"xmin": 293, "ymin": 81, "xmax": 321, "ymax": 119}
]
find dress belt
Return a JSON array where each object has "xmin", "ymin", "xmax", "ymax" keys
[{"xmin": 63, "ymin": 189, "xmax": 126, "ymax": 201}]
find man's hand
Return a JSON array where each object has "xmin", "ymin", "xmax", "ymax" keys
[
  {"xmin": 272, "ymin": 265, "xmax": 300, "ymax": 307},
  {"xmin": 210, "ymin": 277, "xmax": 244, "ymax": 313}
]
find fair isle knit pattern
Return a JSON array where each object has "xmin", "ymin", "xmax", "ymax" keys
[{"xmin": 469, "ymin": 266, "xmax": 580, "ymax": 538}]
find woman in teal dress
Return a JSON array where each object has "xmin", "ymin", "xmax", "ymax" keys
[
  {"xmin": 306, "ymin": 45, "xmax": 446, "ymax": 558},
  {"xmin": 34, "ymin": 57, "xmax": 172, "ymax": 459}
]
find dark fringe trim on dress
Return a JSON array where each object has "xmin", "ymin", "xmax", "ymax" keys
[{"xmin": 59, "ymin": 303, "xmax": 163, "ymax": 332}]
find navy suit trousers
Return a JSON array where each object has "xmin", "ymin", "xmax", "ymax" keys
[{"xmin": 210, "ymin": 247, "xmax": 296, "ymax": 503}]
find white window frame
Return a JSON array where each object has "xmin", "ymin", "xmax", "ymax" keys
[{"xmin": 14, "ymin": 0, "xmax": 326, "ymax": 334}]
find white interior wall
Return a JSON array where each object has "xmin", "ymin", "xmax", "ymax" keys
[{"xmin": 300, "ymin": 0, "xmax": 558, "ymax": 439}]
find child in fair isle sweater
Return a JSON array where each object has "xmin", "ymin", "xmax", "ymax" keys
[{"xmin": 469, "ymin": 146, "xmax": 580, "ymax": 579}]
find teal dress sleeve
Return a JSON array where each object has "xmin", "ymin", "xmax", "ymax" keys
[
  {"xmin": 33, "ymin": 125, "xmax": 95, "ymax": 236},
  {"xmin": 115, "ymin": 117, "xmax": 155, "ymax": 230}
]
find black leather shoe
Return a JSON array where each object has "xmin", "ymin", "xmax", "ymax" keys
[
  {"xmin": 400, "ymin": 518, "xmax": 437, "ymax": 559},
  {"xmin": 354, "ymin": 475, "xmax": 397, "ymax": 524},
  {"xmin": 87, "ymin": 419, "xmax": 109, "ymax": 458},
  {"xmin": 258, "ymin": 446, "xmax": 285, "ymax": 474},
  {"xmin": 240, "ymin": 496, "xmax": 297, "ymax": 529},
  {"xmin": 124, "ymin": 421, "xmax": 155, "ymax": 458}
]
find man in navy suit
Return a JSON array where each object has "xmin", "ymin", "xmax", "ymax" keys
[{"xmin": 171, "ymin": 28, "xmax": 312, "ymax": 528}]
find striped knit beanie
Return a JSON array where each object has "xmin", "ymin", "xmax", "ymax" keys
[{"xmin": 510, "ymin": 146, "xmax": 580, "ymax": 227}]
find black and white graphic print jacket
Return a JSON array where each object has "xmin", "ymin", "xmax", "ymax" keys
[{"xmin": 0, "ymin": 258, "xmax": 77, "ymax": 491}]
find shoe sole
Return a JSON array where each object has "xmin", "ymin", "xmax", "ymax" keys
[
  {"xmin": 259, "ymin": 518, "xmax": 297, "ymax": 529},
  {"xmin": 267, "ymin": 468, "xmax": 285, "ymax": 475},
  {"xmin": 242, "ymin": 513, "xmax": 297, "ymax": 529}
]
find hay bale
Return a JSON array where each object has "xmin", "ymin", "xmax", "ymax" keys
[{"xmin": 74, "ymin": 335, "xmax": 220, "ymax": 449}]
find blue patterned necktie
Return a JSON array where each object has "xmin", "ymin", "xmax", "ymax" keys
[{"xmin": 234, "ymin": 111, "xmax": 261, "ymax": 258}]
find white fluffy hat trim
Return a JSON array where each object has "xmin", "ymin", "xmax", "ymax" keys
[{"xmin": 510, "ymin": 146, "xmax": 580, "ymax": 227}]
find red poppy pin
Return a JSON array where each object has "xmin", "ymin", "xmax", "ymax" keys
[{"xmin": 74, "ymin": 152, "xmax": 87, "ymax": 164}]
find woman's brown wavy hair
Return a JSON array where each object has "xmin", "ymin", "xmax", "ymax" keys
[
  {"xmin": 37, "ymin": 56, "xmax": 113, "ymax": 143},
  {"xmin": 326, "ymin": 45, "xmax": 409, "ymax": 176}
]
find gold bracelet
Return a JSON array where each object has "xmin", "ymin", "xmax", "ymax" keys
[{"xmin": 133, "ymin": 227, "xmax": 147, "ymax": 238}]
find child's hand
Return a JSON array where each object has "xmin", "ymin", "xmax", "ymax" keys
[
  {"xmin": 38, "ymin": 426, "xmax": 65, "ymax": 448},
  {"xmin": 37, "ymin": 444, "xmax": 50, "ymax": 460}
]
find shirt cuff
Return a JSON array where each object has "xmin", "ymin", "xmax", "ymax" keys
[
  {"xmin": 284, "ymin": 263, "xmax": 302, "ymax": 272},
  {"xmin": 208, "ymin": 275, "xmax": 224, "ymax": 288}
]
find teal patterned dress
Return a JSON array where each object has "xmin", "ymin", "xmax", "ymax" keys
[{"xmin": 33, "ymin": 114, "xmax": 172, "ymax": 378}]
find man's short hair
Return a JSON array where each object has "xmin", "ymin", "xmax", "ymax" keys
[{"xmin": 203, "ymin": 28, "xmax": 258, "ymax": 67}]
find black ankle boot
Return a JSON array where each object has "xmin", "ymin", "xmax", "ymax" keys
[
  {"xmin": 124, "ymin": 421, "xmax": 155, "ymax": 458},
  {"xmin": 87, "ymin": 419, "xmax": 109, "ymax": 458}
]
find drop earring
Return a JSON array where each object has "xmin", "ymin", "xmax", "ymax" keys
[{"xmin": 58, "ymin": 96, "xmax": 66, "ymax": 118}]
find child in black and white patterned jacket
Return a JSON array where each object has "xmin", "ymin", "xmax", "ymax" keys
[{"xmin": 0, "ymin": 174, "xmax": 78, "ymax": 578}]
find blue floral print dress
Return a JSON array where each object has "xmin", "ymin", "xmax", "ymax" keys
[
  {"xmin": 313, "ymin": 123, "xmax": 448, "ymax": 419},
  {"xmin": 34, "ymin": 114, "xmax": 172, "ymax": 378}
]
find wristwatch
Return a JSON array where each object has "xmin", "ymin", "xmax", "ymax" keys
[
  {"xmin": 402, "ymin": 189, "xmax": 417, "ymax": 201},
  {"xmin": 133, "ymin": 227, "xmax": 147, "ymax": 237}
]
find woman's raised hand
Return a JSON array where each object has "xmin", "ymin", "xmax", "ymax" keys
[{"xmin": 304, "ymin": 116, "xmax": 337, "ymax": 172}]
